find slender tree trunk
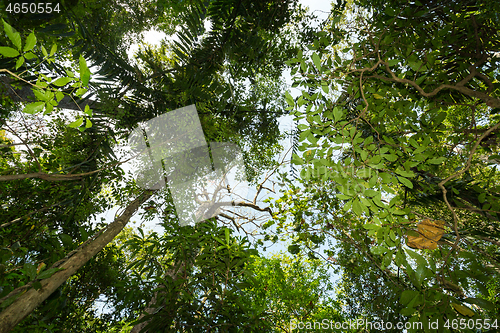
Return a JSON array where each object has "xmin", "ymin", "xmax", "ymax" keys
[{"xmin": 0, "ymin": 190, "xmax": 154, "ymax": 333}]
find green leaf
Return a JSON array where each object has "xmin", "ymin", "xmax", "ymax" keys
[
  {"xmin": 387, "ymin": 59, "xmax": 400, "ymax": 67},
  {"xmin": 415, "ymin": 75, "xmax": 427, "ymax": 85},
  {"xmin": 395, "ymin": 168, "xmax": 415, "ymax": 178},
  {"xmin": 379, "ymin": 172, "xmax": 392, "ymax": 184},
  {"xmin": 363, "ymin": 223, "xmax": 380, "ymax": 230},
  {"xmin": 408, "ymin": 60, "xmax": 423, "ymax": 71},
  {"xmin": 2, "ymin": 19, "xmax": 13, "ymax": 35},
  {"xmin": 400, "ymin": 290, "xmax": 419, "ymax": 306},
  {"xmin": 382, "ymin": 252, "xmax": 392, "ymax": 267},
  {"xmin": 360, "ymin": 150, "xmax": 368, "ymax": 161},
  {"xmin": 405, "ymin": 248, "xmax": 427, "ymax": 267},
  {"xmin": 24, "ymin": 52, "xmax": 36, "ymax": 60},
  {"xmin": 291, "ymin": 153, "xmax": 304, "ymax": 165},
  {"xmin": 428, "ymin": 157, "xmax": 446, "ymax": 164},
  {"xmin": 55, "ymin": 91, "xmax": 64, "ymax": 102},
  {"xmin": 342, "ymin": 199, "xmax": 352, "ymax": 212},
  {"xmin": 84, "ymin": 105, "xmax": 92, "ymax": 117},
  {"xmin": 69, "ymin": 117, "xmax": 84, "ymax": 128},
  {"xmin": 15, "ymin": 56, "xmax": 24, "ymax": 70},
  {"xmin": 59, "ymin": 234, "xmax": 73, "ymax": 247},
  {"xmin": 451, "ymin": 303, "xmax": 475, "ymax": 317},
  {"xmin": 75, "ymin": 88, "xmax": 87, "ymax": 97},
  {"xmin": 79, "ymin": 227, "xmax": 88, "ymax": 241},
  {"xmin": 53, "ymin": 77, "xmax": 73, "ymax": 87},
  {"xmin": 288, "ymin": 244, "xmax": 300, "ymax": 254},
  {"xmin": 0, "ymin": 46, "xmax": 20, "ymax": 58},
  {"xmin": 37, "ymin": 267, "xmax": 63, "ymax": 280},
  {"xmin": 23, "ymin": 32, "xmax": 36, "ymax": 52},
  {"xmin": 44, "ymin": 102, "xmax": 53, "ymax": 115},
  {"xmin": 478, "ymin": 192, "xmax": 486, "ymax": 203},
  {"xmin": 336, "ymin": 194, "xmax": 351, "ymax": 200},
  {"xmin": 50, "ymin": 43, "xmax": 57, "ymax": 56},
  {"xmin": 312, "ymin": 52, "xmax": 322, "ymax": 72},
  {"xmin": 384, "ymin": 7, "xmax": 396, "ymax": 16},
  {"xmin": 79, "ymin": 55, "xmax": 91, "ymax": 86},
  {"xmin": 23, "ymin": 102, "xmax": 45, "ymax": 115},
  {"xmin": 41, "ymin": 46, "xmax": 48, "ymax": 57},
  {"xmin": 373, "ymin": 196, "xmax": 385, "ymax": 208},
  {"xmin": 285, "ymin": 91, "xmax": 294, "ymax": 107},
  {"xmin": 23, "ymin": 263, "xmax": 37, "ymax": 280},
  {"xmin": 364, "ymin": 189, "xmax": 378, "ymax": 197},
  {"xmin": 395, "ymin": 249, "xmax": 407, "ymax": 267},
  {"xmin": 433, "ymin": 112, "xmax": 447, "ymax": 126},
  {"xmin": 415, "ymin": 265, "xmax": 429, "ymax": 286},
  {"xmin": 370, "ymin": 246, "xmax": 388, "ymax": 255},
  {"xmin": 11, "ymin": 32, "xmax": 21, "ymax": 50},
  {"xmin": 33, "ymin": 89, "xmax": 48, "ymax": 101},
  {"xmin": 397, "ymin": 176, "xmax": 413, "ymax": 188},
  {"xmin": 3, "ymin": 20, "xmax": 21, "ymax": 50},
  {"xmin": 352, "ymin": 198, "xmax": 363, "ymax": 216},
  {"xmin": 464, "ymin": 297, "xmax": 495, "ymax": 310},
  {"xmin": 383, "ymin": 154, "xmax": 398, "ymax": 162},
  {"xmin": 333, "ymin": 107, "xmax": 343, "ymax": 122}
]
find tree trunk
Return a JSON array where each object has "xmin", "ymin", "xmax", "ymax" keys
[{"xmin": 0, "ymin": 190, "xmax": 154, "ymax": 333}]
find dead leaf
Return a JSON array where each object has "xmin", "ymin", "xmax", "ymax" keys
[
  {"xmin": 36, "ymin": 262, "xmax": 46, "ymax": 274},
  {"xmin": 407, "ymin": 219, "xmax": 445, "ymax": 250}
]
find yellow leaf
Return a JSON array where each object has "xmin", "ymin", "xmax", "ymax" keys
[
  {"xmin": 407, "ymin": 219, "xmax": 445, "ymax": 250},
  {"xmin": 373, "ymin": 93, "xmax": 383, "ymax": 99},
  {"xmin": 36, "ymin": 262, "xmax": 46, "ymax": 274},
  {"xmin": 451, "ymin": 303, "xmax": 475, "ymax": 317}
]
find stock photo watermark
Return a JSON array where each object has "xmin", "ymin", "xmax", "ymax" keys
[
  {"xmin": 290, "ymin": 318, "xmax": 498, "ymax": 331},
  {"xmin": 127, "ymin": 104, "xmax": 249, "ymax": 226}
]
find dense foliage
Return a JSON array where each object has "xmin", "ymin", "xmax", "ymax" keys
[
  {"xmin": 1, "ymin": 0, "xmax": 499, "ymax": 332},
  {"xmin": 269, "ymin": 0, "xmax": 500, "ymax": 331}
]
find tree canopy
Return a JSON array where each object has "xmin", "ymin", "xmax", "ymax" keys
[
  {"xmin": 272, "ymin": 0, "xmax": 500, "ymax": 330},
  {"xmin": 1, "ymin": 0, "xmax": 499, "ymax": 332}
]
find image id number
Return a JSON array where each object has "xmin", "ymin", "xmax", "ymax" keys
[
  {"xmin": 6, "ymin": 3, "xmax": 61, "ymax": 14},
  {"xmin": 444, "ymin": 319, "xmax": 498, "ymax": 330}
]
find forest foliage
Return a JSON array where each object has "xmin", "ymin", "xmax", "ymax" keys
[{"xmin": 0, "ymin": 0, "xmax": 499, "ymax": 332}]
